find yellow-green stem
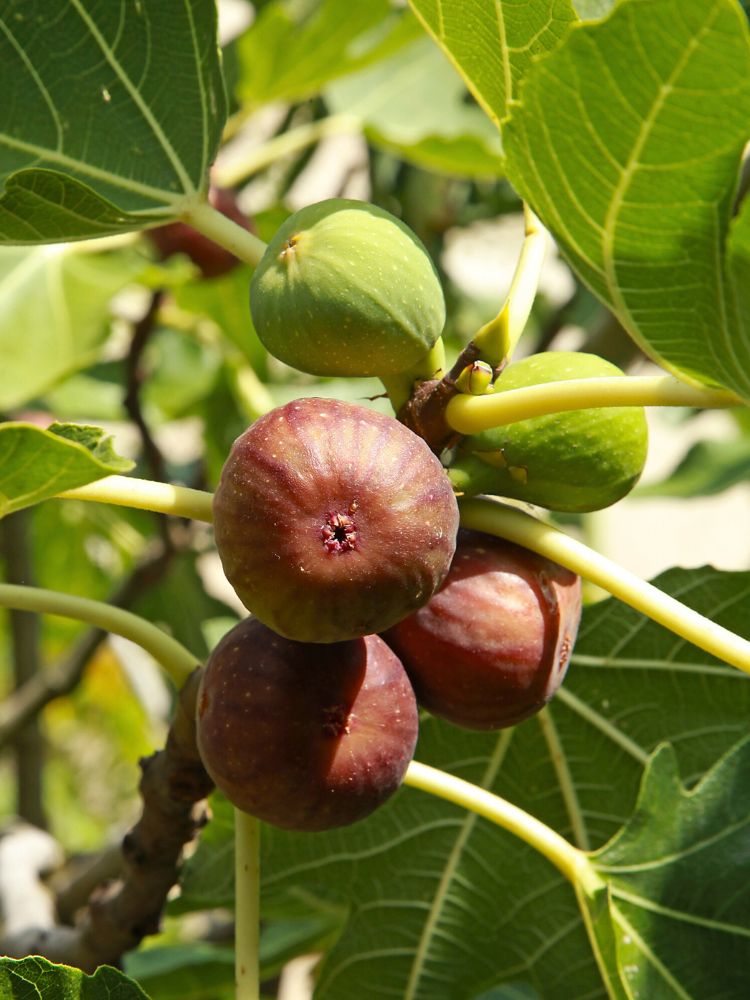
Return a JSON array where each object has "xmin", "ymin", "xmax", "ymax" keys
[
  {"xmin": 0, "ymin": 584, "xmax": 197, "ymax": 684},
  {"xmin": 458, "ymin": 498, "xmax": 750, "ymax": 676},
  {"xmin": 58, "ymin": 476, "xmax": 214, "ymax": 523},
  {"xmin": 178, "ymin": 199, "xmax": 268, "ymax": 268},
  {"xmin": 447, "ymin": 375, "xmax": 738, "ymax": 434},
  {"xmin": 404, "ymin": 760, "xmax": 598, "ymax": 892},
  {"xmin": 472, "ymin": 204, "xmax": 547, "ymax": 366},
  {"xmin": 216, "ymin": 113, "xmax": 362, "ymax": 188},
  {"xmin": 235, "ymin": 809, "xmax": 261, "ymax": 1000}
]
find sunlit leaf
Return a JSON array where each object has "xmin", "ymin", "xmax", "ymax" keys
[
  {"xmin": 0, "ymin": 956, "xmax": 150, "ymax": 998},
  {"xmin": 0, "ymin": 243, "xmax": 145, "ymax": 410},
  {"xmin": 503, "ymin": 0, "xmax": 750, "ymax": 400},
  {"xmin": 0, "ymin": 421, "xmax": 133, "ymax": 519}
]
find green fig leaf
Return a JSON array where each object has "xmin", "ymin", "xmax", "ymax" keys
[
  {"xmin": 502, "ymin": 0, "xmax": 750, "ymax": 401},
  {"xmin": 408, "ymin": 0, "xmax": 577, "ymax": 128},
  {"xmin": 0, "ymin": 421, "xmax": 133, "ymax": 519},
  {"xmin": 178, "ymin": 565, "xmax": 750, "ymax": 999},
  {"xmin": 324, "ymin": 36, "xmax": 503, "ymax": 178},
  {"xmin": 0, "ymin": 0, "xmax": 226, "ymax": 243},
  {"xmin": 635, "ymin": 434, "xmax": 750, "ymax": 498},
  {"xmin": 582, "ymin": 737, "xmax": 750, "ymax": 998},
  {"xmin": 0, "ymin": 243, "xmax": 146, "ymax": 410},
  {"xmin": 0, "ymin": 956, "xmax": 150, "ymax": 999}
]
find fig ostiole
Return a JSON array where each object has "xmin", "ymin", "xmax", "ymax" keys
[
  {"xmin": 250, "ymin": 198, "xmax": 445, "ymax": 378},
  {"xmin": 213, "ymin": 397, "xmax": 460, "ymax": 643},
  {"xmin": 197, "ymin": 618, "xmax": 419, "ymax": 831},
  {"xmin": 448, "ymin": 352, "xmax": 649, "ymax": 513},
  {"xmin": 382, "ymin": 529, "xmax": 582, "ymax": 731}
]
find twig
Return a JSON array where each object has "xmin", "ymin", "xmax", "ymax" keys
[
  {"xmin": 123, "ymin": 290, "xmax": 167, "ymax": 484},
  {"xmin": 0, "ymin": 510, "xmax": 47, "ymax": 829}
]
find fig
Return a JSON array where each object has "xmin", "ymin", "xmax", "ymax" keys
[
  {"xmin": 249, "ymin": 198, "xmax": 445, "ymax": 377},
  {"xmin": 448, "ymin": 352, "xmax": 648, "ymax": 512},
  {"xmin": 213, "ymin": 397, "xmax": 459, "ymax": 643},
  {"xmin": 196, "ymin": 618, "xmax": 419, "ymax": 831},
  {"xmin": 382, "ymin": 530, "xmax": 582, "ymax": 730}
]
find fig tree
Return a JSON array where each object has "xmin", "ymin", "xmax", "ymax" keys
[
  {"xmin": 213, "ymin": 397, "xmax": 459, "ymax": 643},
  {"xmin": 250, "ymin": 198, "xmax": 445, "ymax": 377},
  {"xmin": 448, "ymin": 352, "xmax": 648, "ymax": 512},
  {"xmin": 382, "ymin": 530, "xmax": 582, "ymax": 730},
  {"xmin": 196, "ymin": 618, "xmax": 419, "ymax": 831}
]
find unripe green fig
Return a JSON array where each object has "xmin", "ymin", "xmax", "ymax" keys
[
  {"xmin": 213, "ymin": 397, "xmax": 459, "ymax": 643},
  {"xmin": 197, "ymin": 619, "xmax": 419, "ymax": 831},
  {"xmin": 449, "ymin": 352, "xmax": 648, "ymax": 512},
  {"xmin": 249, "ymin": 198, "xmax": 445, "ymax": 377},
  {"xmin": 382, "ymin": 530, "xmax": 581, "ymax": 730}
]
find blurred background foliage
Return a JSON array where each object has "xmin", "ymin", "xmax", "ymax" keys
[{"xmin": 1, "ymin": 1, "xmax": 749, "ymax": 996}]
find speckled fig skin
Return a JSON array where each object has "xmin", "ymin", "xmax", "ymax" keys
[
  {"xmin": 249, "ymin": 198, "xmax": 445, "ymax": 377},
  {"xmin": 382, "ymin": 530, "xmax": 582, "ymax": 730},
  {"xmin": 213, "ymin": 397, "xmax": 460, "ymax": 643},
  {"xmin": 196, "ymin": 618, "xmax": 419, "ymax": 831}
]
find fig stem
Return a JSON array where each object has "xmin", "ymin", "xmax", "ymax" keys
[
  {"xmin": 178, "ymin": 198, "xmax": 268, "ymax": 268},
  {"xmin": 234, "ymin": 809, "xmax": 261, "ymax": 1000},
  {"xmin": 446, "ymin": 374, "xmax": 739, "ymax": 434},
  {"xmin": 57, "ymin": 475, "xmax": 215, "ymax": 522},
  {"xmin": 0, "ymin": 584, "xmax": 197, "ymax": 684},
  {"xmin": 458, "ymin": 498, "xmax": 750, "ymax": 675},
  {"xmin": 472, "ymin": 204, "xmax": 547, "ymax": 367},
  {"xmin": 404, "ymin": 760, "xmax": 598, "ymax": 891}
]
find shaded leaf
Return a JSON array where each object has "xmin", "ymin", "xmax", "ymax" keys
[
  {"xmin": 236, "ymin": 0, "xmax": 419, "ymax": 108},
  {"xmin": 635, "ymin": 435, "xmax": 750, "ymax": 497},
  {"xmin": 583, "ymin": 738, "xmax": 750, "ymax": 998},
  {"xmin": 0, "ymin": 0, "xmax": 226, "ymax": 242},
  {"xmin": 408, "ymin": 0, "xmax": 577, "ymax": 127},
  {"xmin": 503, "ymin": 0, "xmax": 750, "ymax": 400},
  {"xmin": 0, "ymin": 243, "xmax": 146, "ymax": 410},
  {"xmin": 180, "ymin": 566, "xmax": 750, "ymax": 999},
  {"xmin": 325, "ymin": 36, "xmax": 503, "ymax": 177},
  {"xmin": 0, "ymin": 956, "xmax": 150, "ymax": 999},
  {"xmin": 0, "ymin": 421, "xmax": 133, "ymax": 519}
]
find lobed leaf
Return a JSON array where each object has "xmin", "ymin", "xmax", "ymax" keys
[
  {"xmin": 503, "ymin": 0, "xmax": 750, "ymax": 400},
  {"xmin": 408, "ymin": 0, "xmax": 577, "ymax": 128},
  {"xmin": 0, "ymin": 421, "xmax": 133, "ymax": 519},
  {"xmin": 0, "ymin": 956, "xmax": 150, "ymax": 999},
  {"xmin": 0, "ymin": 0, "xmax": 226, "ymax": 242},
  {"xmin": 178, "ymin": 566, "xmax": 750, "ymax": 999}
]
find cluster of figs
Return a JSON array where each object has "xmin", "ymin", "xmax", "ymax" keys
[{"xmin": 195, "ymin": 199, "xmax": 649, "ymax": 832}]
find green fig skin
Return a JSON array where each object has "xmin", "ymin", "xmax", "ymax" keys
[
  {"xmin": 213, "ymin": 397, "xmax": 460, "ymax": 643},
  {"xmin": 382, "ymin": 530, "xmax": 582, "ymax": 730},
  {"xmin": 197, "ymin": 619, "xmax": 419, "ymax": 831},
  {"xmin": 249, "ymin": 199, "xmax": 445, "ymax": 377},
  {"xmin": 449, "ymin": 352, "xmax": 648, "ymax": 513}
]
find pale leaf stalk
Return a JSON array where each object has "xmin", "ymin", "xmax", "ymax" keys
[
  {"xmin": 216, "ymin": 113, "xmax": 362, "ymax": 188},
  {"xmin": 446, "ymin": 375, "xmax": 738, "ymax": 435},
  {"xmin": 458, "ymin": 498, "xmax": 750, "ymax": 676},
  {"xmin": 404, "ymin": 761, "xmax": 599, "ymax": 892},
  {"xmin": 58, "ymin": 476, "xmax": 215, "ymax": 523},
  {"xmin": 472, "ymin": 204, "xmax": 547, "ymax": 366},
  {"xmin": 235, "ymin": 809, "xmax": 261, "ymax": 1000},
  {"xmin": 0, "ymin": 584, "xmax": 197, "ymax": 684},
  {"xmin": 178, "ymin": 199, "xmax": 268, "ymax": 268}
]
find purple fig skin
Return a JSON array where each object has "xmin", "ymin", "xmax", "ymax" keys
[
  {"xmin": 213, "ymin": 397, "xmax": 460, "ymax": 643},
  {"xmin": 382, "ymin": 530, "xmax": 582, "ymax": 730},
  {"xmin": 196, "ymin": 618, "xmax": 419, "ymax": 831}
]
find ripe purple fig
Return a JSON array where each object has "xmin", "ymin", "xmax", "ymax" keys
[
  {"xmin": 212, "ymin": 397, "xmax": 459, "ymax": 643},
  {"xmin": 196, "ymin": 618, "xmax": 419, "ymax": 831},
  {"xmin": 382, "ymin": 530, "xmax": 582, "ymax": 730}
]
